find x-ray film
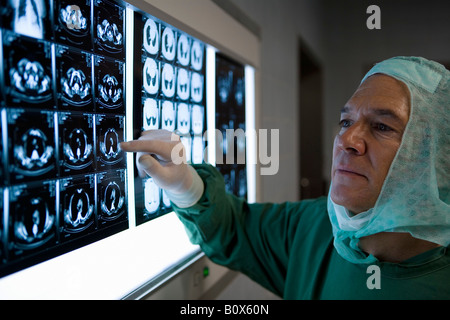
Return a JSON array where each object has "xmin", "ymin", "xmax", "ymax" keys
[
  {"xmin": 191, "ymin": 105, "xmax": 204, "ymax": 135},
  {"xmin": 8, "ymin": 180, "xmax": 57, "ymax": 260},
  {"xmin": 177, "ymin": 34, "xmax": 190, "ymax": 67},
  {"xmin": 93, "ymin": 0, "xmax": 125, "ymax": 61},
  {"xmin": 134, "ymin": 11, "xmax": 207, "ymax": 225},
  {"xmin": 97, "ymin": 169, "xmax": 126, "ymax": 226},
  {"xmin": 95, "ymin": 56, "xmax": 124, "ymax": 114},
  {"xmin": 96, "ymin": 114, "xmax": 125, "ymax": 169},
  {"xmin": 54, "ymin": 0, "xmax": 92, "ymax": 50},
  {"xmin": 56, "ymin": 46, "xmax": 94, "ymax": 111},
  {"xmin": 176, "ymin": 103, "xmax": 190, "ymax": 135},
  {"xmin": 177, "ymin": 68, "xmax": 190, "ymax": 101},
  {"xmin": 160, "ymin": 63, "xmax": 176, "ymax": 98},
  {"xmin": 190, "ymin": 72, "xmax": 203, "ymax": 103},
  {"xmin": 59, "ymin": 112, "xmax": 95, "ymax": 176},
  {"xmin": 143, "ymin": 177, "xmax": 160, "ymax": 215},
  {"xmin": 160, "ymin": 25, "xmax": 176, "ymax": 62},
  {"xmin": 2, "ymin": 32, "xmax": 54, "ymax": 109},
  {"xmin": 1, "ymin": 0, "xmax": 52, "ymax": 40},
  {"xmin": 192, "ymin": 135, "xmax": 204, "ymax": 164},
  {"xmin": 60, "ymin": 174, "xmax": 96, "ymax": 240},
  {"xmin": 0, "ymin": 0, "xmax": 133, "ymax": 279},
  {"xmin": 190, "ymin": 40, "xmax": 204, "ymax": 71},
  {"xmin": 161, "ymin": 100, "xmax": 175, "ymax": 131},
  {"xmin": 142, "ymin": 57, "xmax": 159, "ymax": 95},
  {"xmin": 142, "ymin": 98, "xmax": 159, "ymax": 130},
  {"xmin": 7, "ymin": 109, "xmax": 56, "ymax": 183},
  {"xmin": 142, "ymin": 17, "xmax": 159, "ymax": 56},
  {"xmin": 215, "ymin": 53, "xmax": 247, "ymax": 199}
]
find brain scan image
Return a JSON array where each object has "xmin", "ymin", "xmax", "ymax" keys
[
  {"xmin": 192, "ymin": 135, "xmax": 204, "ymax": 164},
  {"xmin": 3, "ymin": 33, "xmax": 53, "ymax": 108},
  {"xmin": 143, "ymin": 17, "xmax": 159, "ymax": 55},
  {"xmin": 177, "ymin": 68, "xmax": 190, "ymax": 101},
  {"xmin": 95, "ymin": 56, "xmax": 124, "ymax": 113},
  {"xmin": 161, "ymin": 26, "xmax": 176, "ymax": 61},
  {"xmin": 61, "ymin": 176, "xmax": 95, "ymax": 235},
  {"xmin": 9, "ymin": 181, "xmax": 56, "ymax": 254},
  {"xmin": 57, "ymin": 47, "xmax": 93, "ymax": 110},
  {"xmin": 176, "ymin": 103, "xmax": 190, "ymax": 135},
  {"xmin": 190, "ymin": 40, "xmax": 204, "ymax": 71},
  {"xmin": 55, "ymin": 0, "xmax": 91, "ymax": 49},
  {"xmin": 191, "ymin": 72, "xmax": 203, "ymax": 103},
  {"xmin": 143, "ymin": 57, "xmax": 159, "ymax": 95},
  {"xmin": 94, "ymin": 0, "xmax": 124, "ymax": 60},
  {"xmin": 143, "ymin": 98, "xmax": 159, "ymax": 130},
  {"xmin": 234, "ymin": 77, "xmax": 245, "ymax": 107},
  {"xmin": 144, "ymin": 178, "xmax": 160, "ymax": 214},
  {"xmin": 191, "ymin": 105, "xmax": 204, "ymax": 135},
  {"xmin": 3, "ymin": 0, "xmax": 51, "ymax": 40},
  {"xmin": 96, "ymin": 115, "xmax": 125, "ymax": 168},
  {"xmin": 177, "ymin": 34, "xmax": 190, "ymax": 66},
  {"xmin": 218, "ymin": 70, "xmax": 233, "ymax": 104},
  {"xmin": 161, "ymin": 101, "xmax": 175, "ymax": 132},
  {"xmin": 8, "ymin": 109, "xmax": 56, "ymax": 183},
  {"xmin": 59, "ymin": 113, "xmax": 94, "ymax": 175},
  {"xmin": 98, "ymin": 170, "xmax": 126, "ymax": 223},
  {"xmin": 161, "ymin": 63, "xmax": 176, "ymax": 98}
]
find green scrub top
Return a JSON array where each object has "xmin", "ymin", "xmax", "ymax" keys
[{"xmin": 173, "ymin": 164, "xmax": 450, "ymax": 300}]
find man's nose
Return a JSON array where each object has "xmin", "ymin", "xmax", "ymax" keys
[{"xmin": 336, "ymin": 123, "xmax": 367, "ymax": 155}]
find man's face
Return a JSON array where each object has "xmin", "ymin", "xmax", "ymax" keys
[{"xmin": 330, "ymin": 74, "xmax": 410, "ymax": 214}]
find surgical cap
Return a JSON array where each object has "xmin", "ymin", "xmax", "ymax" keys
[{"xmin": 327, "ymin": 56, "xmax": 450, "ymax": 264}]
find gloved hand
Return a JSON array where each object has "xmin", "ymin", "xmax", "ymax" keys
[
  {"xmin": 119, "ymin": 130, "xmax": 204, "ymax": 208},
  {"xmin": 119, "ymin": 129, "xmax": 192, "ymax": 193}
]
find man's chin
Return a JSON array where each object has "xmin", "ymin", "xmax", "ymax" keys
[{"xmin": 330, "ymin": 186, "xmax": 375, "ymax": 214}]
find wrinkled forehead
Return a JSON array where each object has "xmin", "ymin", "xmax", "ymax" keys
[
  {"xmin": 356, "ymin": 74, "xmax": 411, "ymax": 105},
  {"xmin": 346, "ymin": 74, "xmax": 411, "ymax": 122}
]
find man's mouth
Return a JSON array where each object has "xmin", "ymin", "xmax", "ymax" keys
[{"xmin": 335, "ymin": 166, "xmax": 367, "ymax": 178}]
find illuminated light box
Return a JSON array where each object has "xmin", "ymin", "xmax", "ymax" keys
[{"xmin": 0, "ymin": 0, "xmax": 254, "ymax": 299}]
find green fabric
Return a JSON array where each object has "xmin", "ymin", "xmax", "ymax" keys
[{"xmin": 173, "ymin": 164, "xmax": 450, "ymax": 299}]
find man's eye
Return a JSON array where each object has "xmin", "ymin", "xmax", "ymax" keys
[
  {"xmin": 339, "ymin": 119, "xmax": 351, "ymax": 128},
  {"xmin": 375, "ymin": 123, "xmax": 392, "ymax": 131}
]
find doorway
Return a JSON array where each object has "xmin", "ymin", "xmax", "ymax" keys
[{"xmin": 299, "ymin": 40, "xmax": 326, "ymax": 199}]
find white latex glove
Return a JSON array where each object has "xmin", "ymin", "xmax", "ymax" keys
[{"xmin": 119, "ymin": 130, "xmax": 204, "ymax": 207}]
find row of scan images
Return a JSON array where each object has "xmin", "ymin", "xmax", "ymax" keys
[
  {"xmin": 1, "ymin": 30, "xmax": 125, "ymax": 114},
  {"xmin": 0, "ymin": 0, "xmax": 126, "ymax": 60},
  {"xmin": 139, "ymin": 14, "xmax": 204, "ymax": 70},
  {"xmin": 142, "ymin": 57, "xmax": 204, "ymax": 103},
  {"xmin": 0, "ymin": 108, "xmax": 125, "ymax": 186},
  {"xmin": 0, "ymin": 169, "xmax": 127, "ymax": 266},
  {"xmin": 137, "ymin": 133, "xmax": 204, "ymax": 225}
]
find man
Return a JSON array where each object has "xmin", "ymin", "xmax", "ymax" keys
[{"xmin": 120, "ymin": 56, "xmax": 450, "ymax": 299}]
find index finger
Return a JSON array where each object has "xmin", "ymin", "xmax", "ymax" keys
[{"xmin": 120, "ymin": 139, "xmax": 179, "ymax": 161}]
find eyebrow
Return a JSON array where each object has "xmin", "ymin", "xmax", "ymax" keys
[{"xmin": 340, "ymin": 105, "xmax": 405, "ymax": 123}]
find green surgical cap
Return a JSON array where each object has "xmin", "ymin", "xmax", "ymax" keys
[{"xmin": 327, "ymin": 56, "xmax": 450, "ymax": 264}]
